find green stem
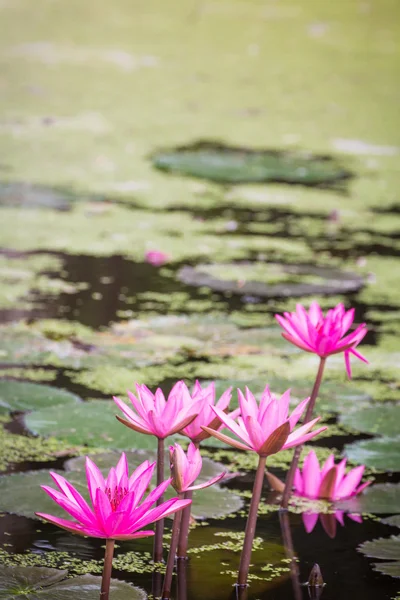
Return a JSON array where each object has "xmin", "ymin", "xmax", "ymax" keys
[
  {"xmin": 237, "ymin": 454, "xmax": 267, "ymax": 586},
  {"xmin": 100, "ymin": 539, "xmax": 115, "ymax": 600},
  {"xmin": 280, "ymin": 356, "xmax": 326, "ymax": 510},
  {"xmin": 154, "ymin": 437, "xmax": 165, "ymax": 563},
  {"xmin": 162, "ymin": 494, "xmax": 183, "ymax": 599}
]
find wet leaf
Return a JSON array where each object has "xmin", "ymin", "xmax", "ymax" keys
[
  {"xmin": 336, "ymin": 483, "xmax": 400, "ymax": 514},
  {"xmin": 340, "ymin": 404, "xmax": 400, "ymax": 437},
  {"xmin": 0, "ymin": 183, "xmax": 73, "ymax": 211},
  {"xmin": 358, "ymin": 535, "xmax": 400, "ymax": 579},
  {"xmin": 0, "ymin": 380, "xmax": 81, "ymax": 415},
  {"xmin": 344, "ymin": 437, "xmax": 400, "ymax": 472},
  {"xmin": 151, "ymin": 141, "xmax": 351, "ymax": 186},
  {"xmin": 381, "ymin": 515, "xmax": 400, "ymax": 528},
  {"xmin": 24, "ymin": 400, "xmax": 162, "ymax": 449},
  {"xmin": 0, "ymin": 565, "xmax": 146, "ymax": 598},
  {"xmin": 178, "ymin": 263, "xmax": 363, "ymax": 298}
]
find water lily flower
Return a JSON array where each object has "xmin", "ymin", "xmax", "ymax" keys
[
  {"xmin": 294, "ymin": 450, "xmax": 371, "ymax": 501},
  {"xmin": 275, "ymin": 301, "xmax": 368, "ymax": 378},
  {"xmin": 36, "ymin": 453, "xmax": 191, "ymax": 540},
  {"xmin": 302, "ymin": 510, "xmax": 362, "ymax": 538},
  {"xmin": 145, "ymin": 250, "xmax": 169, "ymax": 266},
  {"xmin": 114, "ymin": 381, "xmax": 203, "ymax": 439},
  {"xmin": 202, "ymin": 386, "xmax": 327, "ymax": 456},
  {"xmin": 169, "ymin": 442, "xmax": 225, "ymax": 494},
  {"xmin": 178, "ymin": 380, "xmax": 238, "ymax": 443}
]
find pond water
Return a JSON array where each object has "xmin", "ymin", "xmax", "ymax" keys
[{"xmin": 0, "ymin": 0, "xmax": 399, "ymax": 599}]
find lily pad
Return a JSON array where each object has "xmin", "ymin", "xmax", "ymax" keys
[
  {"xmin": 151, "ymin": 141, "xmax": 351, "ymax": 186},
  {"xmin": 178, "ymin": 263, "xmax": 363, "ymax": 298},
  {"xmin": 336, "ymin": 483, "xmax": 400, "ymax": 514},
  {"xmin": 358, "ymin": 535, "xmax": 400, "ymax": 579},
  {"xmin": 24, "ymin": 400, "xmax": 162, "ymax": 449},
  {"xmin": 344, "ymin": 437, "xmax": 400, "ymax": 472},
  {"xmin": 0, "ymin": 452, "xmax": 242, "ymax": 520},
  {"xmin": 340, "ymin": 405, "xmax": 400, "ymax": 437},
  {"xmin": 0, "ymin": 380, "xmax": 81, "ymax": 415},
  {"xmin": 381, "ymin": 515, "xmax": 400, "ymax": 528},
  {"xmin": 0, "ymin": 566, "xmax": 146, "ymax": 598}
]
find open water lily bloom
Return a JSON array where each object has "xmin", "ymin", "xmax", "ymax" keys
[
  {"xmin": 294, "ymin": 450, "xmax": 371, "ymax": 501},
  {"xmin": 275, "ymin": 301, "xmax": 368, "ymax": 377},
  {"xmin": 202, "ymin": 386, "xmax": 327, "ymax": 456},
  {"xmin": 114, "ymin": 381, "xmax": 205, "ymax": 439},
  {"xmin": 178, "ymin": 381, "xmax": 239, "ymax": 443},
  {"xmin": 36, "ymin": 453, "xmax": 191, "ymax": 540},
  {"xmin": 169, "ymin": 442, "xmax": 225, "ymax": 493}
]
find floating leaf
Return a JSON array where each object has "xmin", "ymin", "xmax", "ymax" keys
[
  {"xmin": 178, "ymin": 263, "xmax": 363, "ymax": 298},
  {"xmin": 344, "ymin": 437, "xmax": 400, "ymax": 472},
  {"xmin": 340, "ymin": 404, "xmax": 400, "ymax": 437},
  {"xmin": 24, "ymin": 400, "xmax": 157, "ymax": 449},
  {"xmin": 151, "ymin": 141, "xmax": 351, "ymax": 186},
  {"xmin": 0, "ymin": 183, "xmax": 73, "ymax": 211},
  {"xmin": 336, "ymin": 483, "xmax": 400, "ymax": 514},
  {"xmin": 0, "ymin": 451, "xmax": 242, "ymax": 520},
  {"xmin": 0, "ymin": 380, "xmax": 81, "ymax": 415},
  {"xmin": 358, "ymin": 535, "xmax": 400, "ymax": 579},
  {"xmin": 381, "ymin": 515, "xmax": 400, "ymax": 528},
  {"xmin": 0, "ymin": 565, "xmax": 146, "ymax": 598}
]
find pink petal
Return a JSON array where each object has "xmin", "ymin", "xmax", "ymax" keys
[
  {"xmin": 49, "ymin": 473, "xmax": 94, "ymax": 523},
  {"xmin": 201, "ymin": 426, "xmax": 251, "ymax": 451},
  {"xmin": 187, "ymin": 472, "xmax": 225, "ymax": 491},
  {"xmin": 302, "ymin": 512, "xmax": 319, "ymax": 533},
  {"xmin": 211, "ymin": 405, "xmax": 252, "ymax": 447},
  {"xmin": 288, "ymin": 397, "xmax": 309, "ymax": 429},
  {"xmin": 302, "ymin": 451, "xmax": 321, "ymax": 498},
  {"xmin": 40, "ymin": 486, "xmax": 95, "ymax": 527},
  {"xmin": 335, "ymin": 465, "xmax": 365, "ymax": 499},
  {"xmin": 85, "ymin": 457, "xmax": 105, "ymax": 505},
  {"xmin": 35, "ymin": 513, "xmax": 103, "ymax": 537},
  {"xmin": 114, "ymin": 530, "xmax": 155, "ymax": 541},
  {"xmin": 115, "ymin": 453, "xmax": 128, "ymax": 482},
  {"xmin": 94, "ymin": 488, "xmax": 112, "ymax": 531}
]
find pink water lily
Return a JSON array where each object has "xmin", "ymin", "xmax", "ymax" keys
[
  {"xmin": 145, "ymin": 250, "xmax": 169, "ymax": 266},
  {"xmin": 169, "ymin": 442, "xmax": 225, "ymax": 493},
  {"xmin": 114, "ymin": 381, "xmax": 204, "ymax": 439},
  {"xmin": 294, "ymin": 450, "xmax": 371, "ymax": 501},
  {"xmin": 36, "ymin": 453, "xmax": 191, "ymax": 540},
  {"xmin": 178, "ymin": 381, "xmax": 238, "ymax": 443},
  {"xmin": 202, "ymin": 386, "xmax": 327, "ymax": 456},
  {"xmin": 275, "ymin": 301, "xmax": 368, "ymax": 378}
]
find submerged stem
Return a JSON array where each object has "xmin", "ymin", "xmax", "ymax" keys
[
  {"xmin": 162, "ymin": 494, "xmax": 183, "ymax": 599},
  {"xmin": 279, "ymin": 511, "xmax": 302, "ymax": 600},
  {"xmin": 100, "ymin": 538, "xmax": 115, "ymax": 600},
  {"xmin": 154, "ymin": 437, "xmax": 165, "ymax": 563},
  {"xmin": 237, "ymin": 454, "xmax": 267, "ymax": 587},
  {"xmin": 281, "ymin": 356, "xmax": 326, "ymax": 509}
]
